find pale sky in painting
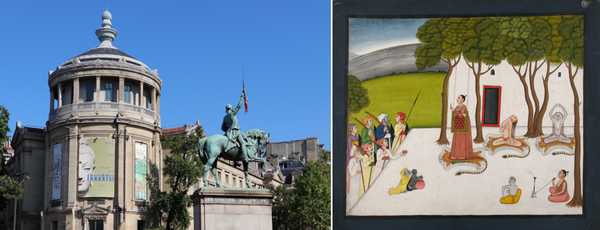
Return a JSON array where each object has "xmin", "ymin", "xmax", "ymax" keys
[{"xmin": 348, "ymin": 18, "xmax": 428, "ymax": 55}]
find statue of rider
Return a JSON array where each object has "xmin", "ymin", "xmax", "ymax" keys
[{"xmin": 222, "ymin": 91, "xmax": 251, "ymax": 162}]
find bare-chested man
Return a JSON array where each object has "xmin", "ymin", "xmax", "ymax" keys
[
  {"xmin": 544, "ymin": 103, "xmax": 571, "ymax": 144},
  {"xmin": 492, "ymin": 115, "xmax": 521, "ymax": 147}
]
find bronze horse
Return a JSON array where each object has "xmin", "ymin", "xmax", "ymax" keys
[{"xmin": 197, "ymin": 129, "xmax": 269, "ymax": 188}]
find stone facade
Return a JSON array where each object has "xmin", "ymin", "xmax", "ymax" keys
[{"xmin": 41, "ymin": 11, "xmax": 163, "ymax": 230}]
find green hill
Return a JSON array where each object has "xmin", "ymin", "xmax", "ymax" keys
[{"xmin": 349, "ymin": 72, "xmax": 446, "ymax": 130}]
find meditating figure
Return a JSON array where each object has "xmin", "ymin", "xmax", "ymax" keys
[
  {"xmin": 346, "ymin": 146, "xmax": 364, "ymax": 212},
  {"xmin": 450, "ymin": 95, "xmax": 474, "ymax": 160},
  {"xmin": 544, "ymin": 104, "xmax": 571, "ymax": 144},
  {"xmin": 500, "ymin": 176, "xmax": 522, "ymax": 204},
  {"xmin": 548, "ymin": 169, "xmax": 570, "ymax": 203},
  {"xmin": 492, "ymin": 115, "xmax": 521, "ymax": 147},
  {"xmin": 388, "ymin": 168, "xmax": 411, "ymax": 195}
]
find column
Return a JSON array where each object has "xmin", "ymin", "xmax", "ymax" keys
[
  {"xmin": 157, "ymin": 94, "xmax": 160, "ymax": 115},
  {"xmin": 139, "ymin": 82, "xmax": 144, "ymax": 107},
  {"xmin": 152, "ymin": 88, "xmax": 156, "ymax": 112},
  {"xmin": 95, "ymin": 76, "xmax": 101, "ymax": 102},
  {"xmin": 119, "ymin": 77, "xmax": 125, "ymax": 103},
  {"xmin": 50, "ymin": 88, "xmax": 54, "ymax": 111},
  {"xmin": 57, "ymin": 83, "xmax": 63, "ymax": 107},
  {"xmin": 73, "ymin": 78, "xmax": 79, "ymax": 104}
]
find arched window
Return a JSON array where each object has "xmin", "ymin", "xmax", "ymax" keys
[{"xmin": 491, "ymin": 69, "xmax": 495, "ymax": 75}]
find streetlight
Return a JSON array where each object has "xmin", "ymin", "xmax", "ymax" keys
[{"xmin": 6, "ymin": 171, "xmax": 30, "ymax": 230}]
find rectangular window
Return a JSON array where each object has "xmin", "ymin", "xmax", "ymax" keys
[
  {"xmin": 218, "ymin": 171, "xmax": 221, "ymax": 181},
  {"xmin": 124, "ymin": 85, "xmax": 131, "ymax": 103},
  {"xmin": 89, "ymin": 220, "xmax": 104, "ymax": 230},
  {"xmin": 52, "ymin": 221, "xmax": 58, "ymax": 230},
  {"xmin": 240, "ymin": 180, "xmax": 242, "ymax": 188},
  {"xmin": 233, "ymin": 177, "xmax": 236, "ymax": 187},
  {"xmin": 86, "ymin": 83, "xmax": 95, "ymax": 102},
  {"xmin": 226, "ymin": 174, "xmax": 229, "ymax": 184},
  {"xmin": 105, "ymin": 83, "xmax": 113, "ymax": 101},
  {"xmin": 137, "ymin": 220, "xmax": 145, "ymax": 230}
]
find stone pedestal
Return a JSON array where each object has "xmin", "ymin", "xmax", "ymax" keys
[{"xmin": 191, "ymin": 188, "xmax": 273, "ymax": 230}]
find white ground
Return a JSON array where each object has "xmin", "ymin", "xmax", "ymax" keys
[{"xmin": 347, "ymin": 126, "xmax": 583, "ymax": 216}]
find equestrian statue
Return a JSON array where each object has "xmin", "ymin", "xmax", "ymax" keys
[{"xmin": 197, "ymin": 91, "xmax": 269, "ymax": 188}]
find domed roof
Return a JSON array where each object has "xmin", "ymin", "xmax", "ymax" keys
[{"xmin": 72, "ymin": 47, "xmax": 137, "ymax": 60}]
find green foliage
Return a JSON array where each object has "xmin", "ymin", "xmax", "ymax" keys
[
  {"xmin": 272, "ymin": 153, "xmax": 331, "ymax": 230},
  {"xmin": 558, "ymin": 15, "xmax": 584, "ymax": 67},
  {"xmin": 0, "ymin": 105, "xmax": 10, "ymax": 153},
  {"xmin": 463, "ymin": 18, "xmax": 507, "ymax": 65},
  {"xmin": 0, "ymin": 105, "xmax": 17, "ymax": 213},
  {"xmin": 151, "ymin": 126, "xmax": 205, "ymax": 230},
  {"xmin": 347, "ymin": 75, "xmax": 370, "ymax": 114}
]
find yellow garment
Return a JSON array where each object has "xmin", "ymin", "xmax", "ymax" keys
[
  {"xmin": 500, "ymin": 189, "xmax": 522, "ymax": 204},
  {"xmin": 388, "ymin": 168, "xmax": 410, "ymax": 195},
  {"xmin": 391, "ymin": 123, "xmax": 405, "ymax": 154}
]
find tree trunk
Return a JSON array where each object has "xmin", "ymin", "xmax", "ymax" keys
[
  {"xmin": 528, "ymin": 61, "xmax": 542, "ymax": 136},
  {"xmin": 515, "ymin": 70, "xmax": 535, "ymax": 137},
  {"xmin": 566, "ymin": 64, "xmax": 583, "ymax": 208},
  {"xmin": 532, "ymin": 62, "xmax": 561, "ymax": 137},
  {"xmin": 473, "ymin": 61, "xmax": 485, "ymax": 143},
  {"xmin": 436, "ymin": 57, "xmax": 459, "ymax": 146}
]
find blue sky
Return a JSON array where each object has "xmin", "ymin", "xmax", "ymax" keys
[
  {"xmin": 0, "ymin": 1, "xmax": 331, "ymax": 149},
  {"xmin": 349, "ymin": 18, "xmax": 426, "ymax": 55}
]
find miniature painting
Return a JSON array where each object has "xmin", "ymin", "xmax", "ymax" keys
[{"xmin": 345, "ymin": 15, "xmax": 583, "ymax": 215}]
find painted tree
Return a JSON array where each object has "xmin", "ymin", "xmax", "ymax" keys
[
  {"xmin": 558, "ymin": 15, "xmax": 583, "ymax": 208},
  {"xmin": 416, "ymin": 18, "xmax": 472, "ymax": 145},
  {"xmin": 532, "ymin": 16, "xmax": 565, "ymax": 136},
  {"xmin": 347, "ymin": 75, "xmax": 370, "ymax": 135},
  {"xmin": 461, "ymin": 17, "xmax": 507, "ymax": 143},
  {"xmin": 152, "ymin": 126, "xmax": 205, "ymax": 230},
  {"xmin": 501, "ymin": 17, "xmax": 554, "ymax": 138}
]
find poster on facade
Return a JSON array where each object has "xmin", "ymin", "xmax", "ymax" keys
[
  {"xmin": 52, "ymin": 143, "xmax": 62, "ymax": 200},
  {"xmin": 78, "ymin": 139, "xmax": 115, "ymax": 198},
  {"xmin": 344, "ymin": 15, "xmax": 584, "ymax": 216},
  {"xmin": 135, "ymin": 142, "xmax": 147, "ymax": 200}
]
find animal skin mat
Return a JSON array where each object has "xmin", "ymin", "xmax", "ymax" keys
[{"xmin": 484, "ymin": 134, "xmax": 530, "ymax": 159}]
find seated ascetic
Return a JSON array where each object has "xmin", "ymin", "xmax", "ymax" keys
[
  {"xmin": 500, "ymin": 176, "xmax": 521, "ymax": 204},
  {"xmin": 548, "ymin": 169, "xmax": 570, "ymax": 203},
  {"xmin": 492, "ymin": 115, "xmax": 521, "ymax": 147},
  {"xmin": 544, "ymin": 104, "xmax": 572, "ymax": 144}
]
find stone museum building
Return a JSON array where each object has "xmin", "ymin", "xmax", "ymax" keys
[{"xmin": 0, "ymin": 10, "xmax": 290, "ymax": 230}]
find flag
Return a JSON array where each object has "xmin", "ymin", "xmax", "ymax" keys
[{"xmin": 243, "ymin": 80, "xmax": 249, "ymax": 114}]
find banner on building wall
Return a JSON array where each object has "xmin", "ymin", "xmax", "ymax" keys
[
  {"xmin": 52, "ymin": 143, "xmax": 62, "ymax": 200},
  {"xmin": 135, "ymin": 142, "xmax": 147, "ymax": 200},
  {"xmin": 78, "ymin": 139, "xmax": 115, "ymax": 198}
]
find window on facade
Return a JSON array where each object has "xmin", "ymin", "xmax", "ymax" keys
[
  {"xmin": 146, "ymin": 97, "xmax": 152, "ymax": 110},
  {"xmin": 226, "ymin": 175, "xmax": 229, "ymax": 184},
  {"xmin": 240, "ymin": 180, "xmax": 242, "ymax": 188},
  {"xmin": 86, "ymin": 83, "xmax": 94, "ymax": 102},
  {"xmin": 52, "ymin": 221, "xmax": 58, "ymax": 230},
  {"xmin": 233, "ymin": 178, "xmax": 236, "ymax": 187},
  {"xmin": 89, "ymin": 220, "xmax": 104, "ymax": 230},
  {"xmin": 105, "ymin": 83, "xmax": 113, "ymax": 101},
  {"xmin": 61, "ymin": 90, "xmax": 66, "ymax": 105},
  {"xmin": 137, "ymin": 220, "xmax": 145, "ymax": 230},
  {"xmin": 124, "ymin": 85, "xmax": 131, "ymax": 103},
  {"xmin": 218, "ymin": 171, "xmax": 221, "ymax": 181}
]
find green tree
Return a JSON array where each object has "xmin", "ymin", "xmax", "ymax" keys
[
  {"xmin": 462, "ymin": 17, "xmax": 507, "ymax": 143},
  {"xmin": 558, "ymin": 15, "xmax": 583, "ymax": 208},
  {"xmin": 348, "ymin": 75, "xmax": 370, "ymax": 116},
  {"xmin": 152, "ymin": 126, "xmax": 205, "ymax": 230},
  {"xmin": 502, "ymin": 16, "xmax": 554, "ymax": 138},
  {"xmin": 416, "ymin": 18, "xmax": 473, "ymax": 145},
  {"xmin": 0, "ymin": 105, "xmax": 18, "ymax": 213},
  {"xmin": 272, "ymin": 150, "xmax": 331, "ymax": 230}
]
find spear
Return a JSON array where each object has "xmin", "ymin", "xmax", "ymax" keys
[
  {"xmin": 353, "ymin": 117, "xmax": 375, "ymax": 143},
  {"xmin": 404, "ymin": 90, "xmax": 421, "ymax": 125}
]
